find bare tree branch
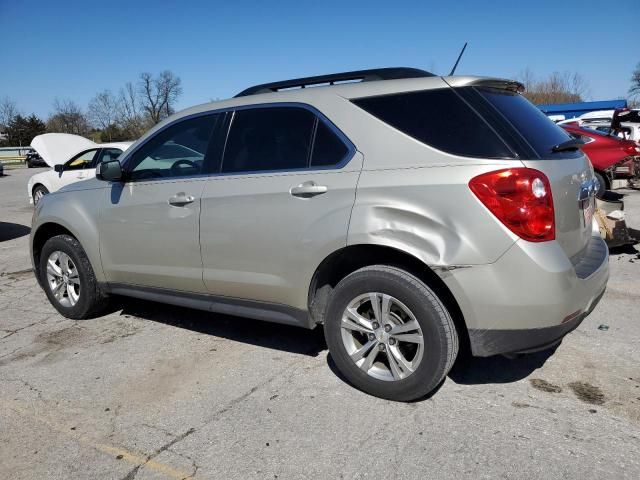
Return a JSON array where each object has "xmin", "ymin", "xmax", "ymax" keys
[
  {"xmin": 518, "ymin": 69, "xmax": 590, "ymax": 104},
  {"xmin": 88, "ymin": 90, "xmax": 118, "ymax": 141},
  {"xmin": 0, "ymin": 96, "xmax": 19, "ymax": 128},
  {"xmin": 47, "ymin": 99, "xmax": 90, "ymax": 136},
  {"xmin": 139, "ymin": 70, "xmax": 182, "ymax": 124}
]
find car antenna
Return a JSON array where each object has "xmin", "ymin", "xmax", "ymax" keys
[{"xmin": 449, "ymin": 42, "xmax": 468, "ymax": 76}]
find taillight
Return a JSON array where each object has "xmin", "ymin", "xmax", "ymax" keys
[
  {"xmin": 469, "ymin": 168, "xmax": 555, "ymax": 242},
  {"xmin": 624, "ymin": 144, "xmax": 640, "ymax": 154}
]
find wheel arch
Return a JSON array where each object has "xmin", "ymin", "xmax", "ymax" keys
[{"xmin": 307, "ymin": 244, "xmax": 469, "ymax": 349}]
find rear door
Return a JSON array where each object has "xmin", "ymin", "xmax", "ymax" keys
[
  {"xmin": 99, "ymin": 113, "xmax": 226, "ymax": 293},
  {"xmin": 199, "ymin": 105, "xmax": 361, "ymax": 309}
]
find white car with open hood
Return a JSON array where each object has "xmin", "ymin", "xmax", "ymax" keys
[{"xmin": 27, "ymin": 134, "xmax": 132, "ymax": 205}]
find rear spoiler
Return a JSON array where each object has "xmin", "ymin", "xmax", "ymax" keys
[{"xmin": 443, "ymin": 76, "xmax": 525, "ymax": 93}]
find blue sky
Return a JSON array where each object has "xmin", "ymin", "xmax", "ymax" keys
[{"xmin": 1, "ymin": 0, "xmax": 638, "ymax": 119}]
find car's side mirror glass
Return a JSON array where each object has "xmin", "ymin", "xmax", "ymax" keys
[
  {"xmin": 96, "ymin": 160, "xmax": 123, "ymax": 182},
  {"xmin": 54, "ymin": 164, "xmax": 64, "ymax": 173}
]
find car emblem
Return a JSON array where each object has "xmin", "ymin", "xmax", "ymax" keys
[{"xmin": 578, "ymin": 177, "xmax": 598, "ymax": 201}]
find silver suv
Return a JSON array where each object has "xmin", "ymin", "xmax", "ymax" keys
[{"xmin": 31, "ymin": 68, "xmax": 609, "ymax": 401}]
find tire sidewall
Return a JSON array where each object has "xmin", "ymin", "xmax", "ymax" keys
[
  {"xmin": 325, "ymin": 267, "xmax": 454, "ymax": 401},
  {"xmin": 594, "ymin": 172, "xmax": 607, "ymax": 198},
  {"xmin": 39, "ymin": 235, "xmax": 94, "ymax": 318}
]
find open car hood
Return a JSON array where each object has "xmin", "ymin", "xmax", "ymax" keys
[{"xmin": 31, "ymin": 133, "xmax": 96, "ymax": 167}]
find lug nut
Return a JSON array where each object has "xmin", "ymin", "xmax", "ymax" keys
[
  {"xmin": 372, "ymin": 322, "xmax": 380, "ymax": 330},
  {"xmin": 378, "ymin": 343, "xmax": 386, "ymax": 351},
  {"xmin": 384, "ymin": 324, "xmax": 392, "ymax": 333},
  {"xmin": 368, "ymin": 333, "xmax": 375, "ymax": 341},
  {"xmin": 389, "ymin": 338, "xmax": 396, "ymax": 346}
]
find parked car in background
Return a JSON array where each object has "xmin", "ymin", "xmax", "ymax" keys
[
  {"xmin": 25, "ymin": 149, "xmax": 48, "ymax": 168},
  {"xmin": 30, "ymin": 68, "xmax": 609, "ymax": 401},
  {"xmin": 27, "ymin": 133, "xmax": 132, "ymax": 205},
  {"xmin": 559, "ymin": 109, "xmax": 640, "ymax": 144},
  {"xmin": 561, "ymin": 124, "xmax": 640, "ymax": 196}
]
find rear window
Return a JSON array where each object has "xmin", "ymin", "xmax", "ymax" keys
[
  {"xmin": 353, "ymin": 87, "xmax": 581, "ymax": 160},
  {"xmin": 476, "ymin": 88, "xmax": 578, "ymax": 159},
  {"xmin": 353, "ymin": 89, "xmax": 513, "ymax": 159}
]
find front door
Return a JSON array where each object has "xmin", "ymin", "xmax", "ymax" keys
[
  {"xmin": 54, "ymin": 148, "xmax": 100, "ymax": 191},
  {"xmin": 99, "ymin": 113, "xmax": 226, "ymax": 293}
]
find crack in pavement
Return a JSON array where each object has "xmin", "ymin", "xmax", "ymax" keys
[{"xmin": 120, "ymin": 366, "xmax": 286, "ymax": 480}]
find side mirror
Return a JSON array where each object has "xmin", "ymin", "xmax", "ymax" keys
[
  {"xmin": 54, "ymin": 164, "xmax": 64, "ymax": 173},
  {"xmin": 96, "ymin": 160, "xmax": 123, "ymax": 182}
]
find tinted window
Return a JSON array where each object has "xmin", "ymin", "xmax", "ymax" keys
[
  {"xmin": 65, "ymin": 149, "xmax": 99, "ymax": 170},
  {"xmin": 222, "ymin": 107, "xmax": 315, "ymax": 173},
  {"xmin": 127, "ymin": 114, "xmax": 221, "ymax": 180},
  {"xmin": 311, "ymin": 121, "xmax": 349, "ymax": 167},
  {"xmin": 353, "ymin": 89, "xmax": 512, "ymax": 159},
  {"xmin": 477, "ymin": 88, "xmax": 578, "ymax": 158}
]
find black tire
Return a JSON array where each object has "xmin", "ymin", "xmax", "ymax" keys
[
  {"xmin": 32, "ymin": 185, "xmax": 49, "ymax": 205},
  {"xmin": 324, "ymin": 265, "xmax": 458, "ymax": 401},
  {"xmin": 27, "ymin": 160, "xmax": 33, "ymax": 168},
  {"xmin": 39, "ymin": 234, "xmax": 108, "ymax": 319},
  {"xmin": 594, "ymin": 171, "xmax": 607, "ymax": 198}
]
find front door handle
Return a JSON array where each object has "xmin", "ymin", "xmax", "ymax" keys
[
  {"xmin": 290, "ymin": 182, "xmax": 328, "ymax": 198},
  {"xmin": 168, "ymin": 192, "xmax": 195, "ymax": 206}
]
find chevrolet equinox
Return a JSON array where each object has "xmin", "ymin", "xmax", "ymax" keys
[{"xmin": 31, "ymin": 68, "xmax": 609, "ymax": 401}]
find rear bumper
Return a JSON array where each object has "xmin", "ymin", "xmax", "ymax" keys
[
  {"xmin": 441, "ymin": 234, "xmax": 609, "ymax": 357},
  {"xmin": 468, "ymin": 287, "xmax": 605, "ymax": 356}
]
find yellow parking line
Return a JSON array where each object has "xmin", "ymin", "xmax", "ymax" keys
[{"xmin": 4, "ymin": 400, "xmax": 193, "ymax": 479}]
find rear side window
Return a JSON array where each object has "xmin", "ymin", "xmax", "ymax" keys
[
  {"xmin": 476, "ymin": 88, "xmax": 578, "ymax": 159},
  {"xmin": 353, "ymin": 89, "xmax": 513, "ymax": 159},
  {"xmin": 222, "ymin": 107, "xmax": 315, "ymax": 173},
  {"xmin": 311, "ymin": 120, "xmax": 349, "ymax": 167}
]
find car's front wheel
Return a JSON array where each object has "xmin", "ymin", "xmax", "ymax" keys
[
  {"xmin": 32, "ymin": 185, "xmax": 49, "ymax": 205},
  {"xmin": 39, "ymin": 234, "xmax": 108, "ymax": 319},
  {"xmin": 324, "ymin": 265, "xmax": 458, "ymax": 401}
]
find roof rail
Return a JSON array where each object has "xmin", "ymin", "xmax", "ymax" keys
[{"xmin": 234, "ymin": 67, "xmax": 435, "ymax": 97}]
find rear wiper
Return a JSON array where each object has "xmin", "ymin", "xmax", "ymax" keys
[{"xmin": 551, "ymin": 138, "xmax": 584, "ymax": 152}]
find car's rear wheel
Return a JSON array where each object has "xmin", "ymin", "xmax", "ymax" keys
[
  {"xmin": 324, "ymin": 265, "xmax": 458, "ymax": 401},
  {"xmin": 32, "ymin": 185, "xmax": 49, "ymax": 205},
  {"xmin": 39, "ymin": 234, "xmax": 108, "ymax": 319}
]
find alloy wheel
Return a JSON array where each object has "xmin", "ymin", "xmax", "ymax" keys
[
  {"xmin": 340, "ymin": 292, "xmax": 424, "ymax": 381},
  {"xmin": 46, "ymin": 251, "xmax": 81, "ymax": 307}
]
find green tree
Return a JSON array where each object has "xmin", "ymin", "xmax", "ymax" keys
[{"xmin": 6, "ymin": 114, "xmax": 46, "ymax": 146}]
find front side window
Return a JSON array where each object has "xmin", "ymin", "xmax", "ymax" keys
[
  {"xmin": 221, "ymin": 107, "xmax": 315, "ymax": 173},
  {"xmin": 65, "ymin": 149, "xmax": 99, "ymax": 170},
  {"xmin": 126, "ymin": 114, "xmax": 221, "ymax": 180},
  {"xmin": 95, "ymin": 148, "xmax": 123, "ymax": 166}
]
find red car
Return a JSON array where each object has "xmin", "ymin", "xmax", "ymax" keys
[{"xmin": 562, "ymin": 124, "xmax": 640, "ymax": 196}]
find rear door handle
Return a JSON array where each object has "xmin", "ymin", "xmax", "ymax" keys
[
  {"xmin": 290, "ymin": 182, "xmax": 328, "ymax": 198},
  {"xmin": 168, "ymin": 192, "xmax": 195, "ymax": 206}
]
